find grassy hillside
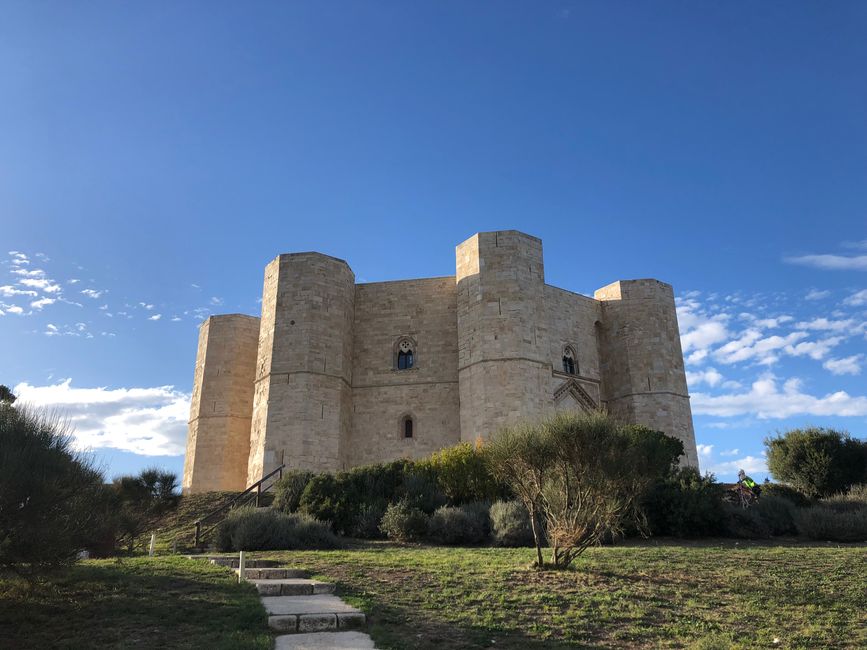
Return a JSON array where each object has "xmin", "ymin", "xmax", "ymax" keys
[
  {"xmin": 260, "ymin": 542, "xmax": 867, "ymax": 649},
  {"xmin": 149, "ymin": 491, "xmax": 239, "ymax": 552},
  {"xmin": 0, "ymin": 557, "xmax": 269, "ymax": 650}
]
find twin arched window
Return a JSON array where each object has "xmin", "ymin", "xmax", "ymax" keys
[
  {"xmin": 562, "ymin": 347, "xmax": 577, "ymax": 375},
  {"xmin": 396, "ymin": 338, "xmax": 415, "ymax": 370}
]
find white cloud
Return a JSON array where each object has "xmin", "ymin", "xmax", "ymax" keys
[
  {"xmin": 785, "ymin": 336, "xmax": 844, "ymax": 360},
  {"xmin": 81, "ymin": 289, "xmax": 104, "ymax": 299},
  {"xmin": 714, "ymin": 330, "xmax": 808, "ymax": 365},
  {"xmin": 139, "ymin": 302, "xmax": 155, "ymax": 310},
  {"xmin": 5, "ymin": 305, "xmax": 24, "ymax": 315},
  {"xmin": 68, "ymin": 279, "xmax": 80, "ymax": 284},
  {"xmin": 148, "ymin": 314, "xmax": 162, "ymax": 321},
  {"xmin": 696, "ymin": 444, "xmax": 714, "ymax": 458},
  {"xmin": 785, "ymin": 253, "xmax": 867, "ymax": 271},
  {"xmin": 719, "ymin": 449, "xmax": 740, "ymax": 457},
  {"xmin": 13, "ymin": 379, "xmax": 190, "ymax": 456},
  {"xmin": 30, "ymin": 297, "xmax": 56, "ymax": 310},
  {"xmin": 692, "ymin": 374, "xmax": 867, "ymax": 418},
  {"xmin": 686, "ymin": 367, "xmax": 724, "ymax": 387},
  {"xmin": 705, "ymin": 455, "xmax": 768, "ymax": 478},
  {"xmin": 843, "ymin": 290, "xmax": 867, "ymax": 307},
  {"xmin": 794, "ymin": 317, "xmax": 857, "ymax": 332},
  {"xmin": 805, "ymin": 289, "xmax": 830, "ymax": 300},
  {"xmin": 209, "ymin": 296, "xmax": 224, "ymax": 306},
  {"xmin": 171, "ymin": 316, "xmax": 182, "ymax": 322},
  {"xmin": 0, "ymin": 285, "xmax": 37, "ymax": 297},
  {"xmin": 19, "ymin": 277, "xmax": 62, "ymax": 293},
  {"xmin": 823, "ymin": 354, "xmax": 863, "ymax": 376}
]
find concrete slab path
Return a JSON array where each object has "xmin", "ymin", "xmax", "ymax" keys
[{"xmin": 274, "ymin": 631, "xmax": 376, "ymax": 649}]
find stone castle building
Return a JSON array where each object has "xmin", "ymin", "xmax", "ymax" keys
[{"xmin": 182, "ymin": 230, "xmax": 698, "ymax": 494}]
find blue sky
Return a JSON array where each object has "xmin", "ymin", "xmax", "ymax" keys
[{"xmin": 1, "ymin": 2, "xmax": 865, "ymax": 482}]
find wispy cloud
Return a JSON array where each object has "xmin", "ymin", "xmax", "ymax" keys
[
  {"xmin": 805, "ymin": 289, "xmax": 830, "ymax": 300},
  {"xmin": 148, "ymin": 314, "xmax": 162, "ymax": 321},
  {"xmin": 823, "ymin": 354, "xmax": 863, "ymax": 376},
  {"xmin": 81, "ymin": 289, "xmax": 105, "ymax": 299},
  {"xmin": 843, "ymin": 289, "xmax": 867, "ymax": 307}
]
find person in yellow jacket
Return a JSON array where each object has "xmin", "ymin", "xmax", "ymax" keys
[{"xmin": 737, "ymin": 469, "xmax": 761, "ymax": 499}]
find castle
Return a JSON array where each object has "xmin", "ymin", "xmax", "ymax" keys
[{"xmin": 182, "ymin": 230, "xmax": 698, "ymax": 494}]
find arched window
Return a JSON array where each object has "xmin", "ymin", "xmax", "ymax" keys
[
  {"xmin": 395, "ymin": 338, "xmax": 415, "ymax": 370},
  {"xmin": 403, "ymin": 416, "xmax": 414, "ymax": 438},
  {"xmin": 562, "ymin": 347, "xmax": 577, "ymax": 375}
]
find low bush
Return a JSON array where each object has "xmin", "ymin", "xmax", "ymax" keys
[
  {"xmin": 796, "ymin": 503, "xmax": 867, "ymax": 543},
  {"xmin": 461, "ymin": 501, "xmax": 492, "ymax": 538},
  {"xmin": 752, "ymin": 495, "xmax": 797, "ymax": 536},
  {"xmin": 416, "ymin": 442, "xmax": 505, "ymax": 505},
  {"xmin": 216, "ymin": 507, "xmax": 339, "ymax": 551},
  {"xmin": 643, "ymin": 468, "xmax": 725, "ymax": 537},
  {"xmin": 349, "ymin": 502, "xmax": 387, "ymax": 539},
  {"xmin": 401, "ymin": 469, "xmax": 447, "ymax": 514},
  {"xmin": 490, "ymin": 500, "xmax": 535, "ymax": 547},
  {"xmin": 760, "ymin": 483, "xmax": 811, "ymax": 508},
  {"xmin": 722, "ymin": 503, "xmax": 771, "ymax": 539},
  {"xmin": 379, "ymin": 500, "xmax": 428, "ymax": 542},
  {"xmin": 272, "ymin": 470, "xmax": 314, "ymax": 513},
  {"xmin": 428, "ymin": 504, "xmax": 489, "ymax": 545},
  {"xmin": 845, "ymin": 483, "xmax": 867, "ymax": 502}
]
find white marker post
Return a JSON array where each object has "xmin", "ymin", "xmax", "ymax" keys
[
  {"xmin": 149, "ymin": 533, "xmax": 156, "ymax": 557},
  {"xmin": 238, "ymin": 550, "xmax": 246, "ymax": 584}
]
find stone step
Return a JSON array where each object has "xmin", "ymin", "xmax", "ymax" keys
[
  {"xmin": 252, "ymin": 578, "xmax": 335, "ymax": 597},
  {"xmin": 274, "ymin": 631, "xmax": 376, "ymax": 649},
  {"xmin": 263, "ymin": 595, "xmax": 365, "ymax": 634},
  {"xmin": 235, "ymin": 567, "xmax": 310, "ymax": 580},
  {"xmin": 209, "ymin": 556, "xmax": 280, "ymax": 569}
]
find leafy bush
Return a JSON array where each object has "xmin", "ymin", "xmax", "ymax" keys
[
  {"xmin": 272, "ymin": 470, "xmax": 314, "ymax": 513},
  {"xmin": 216, "ymin": 507, "xmax": 339, "ymax": 551},
  {"xmin": 401, "ymin": 469, "xmax": 447, "ymax": 514},
  {"xmin": 643, "ymin": 468, "xmax": 725, "ymax": 537},
  {"xmin": 765, "ymin": 428, "xmax": 867, "ymax": 498},
  {"xmin": 111, "ymin": 467, "xmax": 180, "ymax": 552},
  {"xmin": 461, "ymin": 501, "xmax": 492, "ymax": 539},
  {"xmin": 379, "ymin": 500, "xmax": 428, "ymax": 542},
  {"xmin": 0, "ymin": 404, "xmax": 109, "ymax": 576},
  {"xmin": 760, "ymin": 483, "xmax": 811, "ymax": 508},
  {"xmin": 752, "ymin": 496, "xmax": 797, "ymax": 536},
  {"xmin": 428, "ymin": 504, "xmax": 489, "ymax": 545},
  {"xmin": 796, "ymin": 503, "xmax": 867, "ymax": 542},
  {"xmin": 846, "ymin": 483, "xmax": 867, "ymax": 502},
  {"xmin": 490, "ymin": 500, "xmax": 536, "ymax": 547},
  {"xmin": 722, "ymin": 503, "xmax": 771, "ymax": 539},
  {"xmin": 416, "ymin": 442, "xmax": 505, "ymax": 505},
  {"xmin": 349, "ymin": 503, "xmax": 387, "ymax": 539}
]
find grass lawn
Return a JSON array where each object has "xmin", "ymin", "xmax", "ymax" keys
[
  {"xmin": 0, "ymin": 556, "xmax": 270, "ymax": 650},
  {"xmin": 258, "ymin": 541, "xmax": 867, "ymax": 649}
]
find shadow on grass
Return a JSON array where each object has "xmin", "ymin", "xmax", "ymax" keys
[{"xmin": 0, "ymin": 561, "xmax": 269, "ymax": 650}]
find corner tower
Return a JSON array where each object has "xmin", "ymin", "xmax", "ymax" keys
[
  {"xmin": 182, "ymin": 314, "xmax": 260, "ymax": 493},
  {"xmin": 456, "ymin": 231, "xmax": 550, "ymax": 441},
  {"xmin": 247, "ymin": 253, "xmax": 355, "ymax": 483},
  {"xmin": 594, "ymin": 279, "xmax": 698, "ymax": 467}
]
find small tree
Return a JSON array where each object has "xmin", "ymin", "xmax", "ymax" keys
[
  {"xmin": 112, "ymin": 467, "xmax": 180, "ymax": 552},
  {"xmin": 765, "ymin": 428, "xmax": 867, "ymax": 498},
  {"xmin": 487, "ymin": 411, "xmax": 681, "ymax": 570},
  {"xmin": 0, "ymin": 404, "xmax": 106, "ymax": 577},
  {"xmin": 0, "ymin": 385, "xmax": 16, "ymax": 405}
]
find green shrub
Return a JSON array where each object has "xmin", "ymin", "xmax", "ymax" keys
[
  {"xmin": 490, "ymin": 500, "xmax": 535, "ymax": 547},
  {"xmin": 401, "ymin": 469, "xmax": 447, "ymax": 514},
  {"xmin": 752, "ymin": 496, "xmax": 797, "ymax": 536},
  {"xmin": 722, "ymin": 503, "xmax": 771, "ymax": 539},
  {"xmin": 416, "ymin": 442, "xmax": 505, "ymax": 505},
  {"xmin": 272, "ymin": 470, "xmax": 314, "ymax": 513},
  {"xmin": 796, "ymin": 503, "xmax": 867, "ymax": 542},
  {"xmin": 765, "ymin": 427, "xmax": 867, "ymax": 498},
  {"xmin": 0, "ymin": 404, "xmax": 109, "ymax": 576},
  {"xmin": 760, "ymin": 483, "xmax": 811, "ymax": 508},
  {"xmin": 643, "ymin": 468, "xmax": 725, "ymax": 537},
  {"xmin": 379, "ymin": 500, "xmax": 428, "ymax": 542},
  {"xmin": 216, "ymin": 507, "xmax": 339, "ymax": 551},
  {"xmin": 428, "ymin": 503, "xmax": 489, "ymax": 545},
  {"xmin": 461, "ymin": 501, "xmax": 492, "ymax": 538},
  {"xmin": 349, "ymin": 503, "xmax": 387, "ymax": 539}
]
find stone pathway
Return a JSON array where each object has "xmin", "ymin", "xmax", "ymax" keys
[{"xmin": 192, "ymin": 555, "xmax": 378, "ymax": 649}]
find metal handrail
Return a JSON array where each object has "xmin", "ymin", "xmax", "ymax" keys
[{"xmin": 194, "ymin": 462, "xmax": 286, "ymax": 548}]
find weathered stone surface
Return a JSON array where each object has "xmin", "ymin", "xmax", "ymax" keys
[
  {"xmin": 274, "ymin": 631, "xmax": 375, "ymax": 649},
  {"xmin": 298, "ymin": 613, "xmax": 337, "ymax": 633},
  {"xmin": 336, "ymin": 612, "xmax": 366, "ymax": 629},
  {"xmin": 261, "ymin": 595, "xmax": 361, "ymax": 616},
  {"xmin": 268, "ymin": 615, "xmax": 298, "ymax": 632},
  {"xmin": 184, "ymin": 230, "xmax": 698, "ymax": 491}
]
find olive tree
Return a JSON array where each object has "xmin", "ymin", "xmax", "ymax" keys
[{"xmin": 487, "ymin": 411, "xmax": 681, "ymax": 570}]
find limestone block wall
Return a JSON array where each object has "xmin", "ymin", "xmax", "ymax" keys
[
  {"xmin": 182, "ymin": 314, "xmax": 260, "ymax": 493},
  {"xmin": 349, "ymin": 278, "xmax": 461, "ymax": 466},
  {"xmin": 544, "ymin": 285, "xmax": 604, "ymax": 410},
  {"xmin": 247, "ymin": 253, "xmax": 355, "ymax": 483},
  {"xmin": 594, "ymin": 279, "xmax": 698, "ymax": 467},
  {"xmin": 456, "ymin": 231, "xmax": 551, "ymax": 441}
]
